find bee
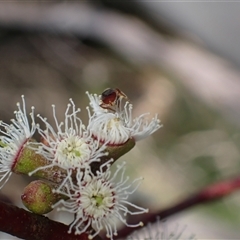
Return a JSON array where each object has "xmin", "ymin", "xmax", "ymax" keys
[{"xmin": 100, "ymin": 88, "xmax": 129, "ymax": 112}]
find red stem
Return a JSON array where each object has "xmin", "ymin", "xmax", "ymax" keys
[
  {"xmin": 0, "ymin": 201, "xmax": 102, "ymax": 240},
  {"xmin": 116, "ymin": 176, "xmax": 240, "ymax": 239},
  {"xmin": 2, "ymin": 176, "xmax": 240, "ymax": 239}
]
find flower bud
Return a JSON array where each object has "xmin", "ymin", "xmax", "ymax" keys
[
  {"xmin": 90, "ymin": 138, "xmax": 135, "ymax": 173},
  {"xmin": 21, "ymin": 180, "xmax": 67, "ymax": 215},
  {"xmin": 12, "ymin": 143, "xmax": 67, "ymax": 184}
]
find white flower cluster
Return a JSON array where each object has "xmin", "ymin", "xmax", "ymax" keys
[{"xmin": 0, "ymin": 89, "xmax": 161, "ymax": 240}]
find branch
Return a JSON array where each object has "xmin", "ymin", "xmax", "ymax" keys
[
  {"xmin": 116, "ymin": 176, "xmax": 240, "ymax": 239},
  {"xmin": 0, "ymin": 200, "xmax": 102, "ymax": 240}
]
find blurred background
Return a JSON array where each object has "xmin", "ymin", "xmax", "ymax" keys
[{"xmin": 1, "ymin": 2, "xmax": 240, "ymax": 239}]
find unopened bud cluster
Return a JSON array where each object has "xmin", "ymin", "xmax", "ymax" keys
[{"xmin": 0, "ymin": 89, "xmax": 161, "ymax": 239}]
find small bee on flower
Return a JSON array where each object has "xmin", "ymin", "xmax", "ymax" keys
[
  {"xmin": 0, "ymin": 91, "xmax": 165, "ymax": 240},
  {"xmin": 100, "ymin": 88, "xmax": 129, "ymax": 112},
  {"xmin": 86, "ymin": 89, "xmax": 162, "ymax": 146}
]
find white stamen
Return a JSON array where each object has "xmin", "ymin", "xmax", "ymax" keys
[
  {"xmin": 0, "ymin": 95, "xmax": 36, "ymax": 189},
  {"xmin": 86, "ymin": 92, "xmax": 162, "ymax": 145},
  {"xmin": 30, "ymin": 99, "xmax": 108, "ymax": 175},
  {"xmin": 53, "ymin": 162, "xmax": 147, "ymax": 240}
]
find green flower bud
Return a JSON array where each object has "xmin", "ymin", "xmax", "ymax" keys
[
  {"xmin": 21, "ymin": 180, "xmax": 67, "ymax": 215},
  {"xmin": 12, "ymin": 143, "xmax": 67, "ymax": 184}
]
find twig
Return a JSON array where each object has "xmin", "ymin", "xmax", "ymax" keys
[
  {"xmin": 116, "ymin": 176, "xmax": 240, "ymax": 239},
  {"xmin": 0, "ymin": 200, "xmax": 102, "ymax": 240}
]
